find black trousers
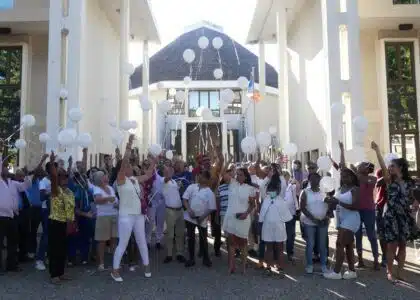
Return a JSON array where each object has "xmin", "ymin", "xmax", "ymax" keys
[
  {"xmin": 210, "ymin": 212, "xmax": 221, "ymax": 254},
  {"xmin": 186, "ymin": 221, "xmax": 209, "ymax": 262},
  {"xmin": 17, "ymin": 208, "xmax": 31, "ymax": 261},
  {"xmin": 28, "ymin": 206, "xmax": 42, "ymax": 255},
  {"xmin": 0, "ymin": 216, "xmax": 18, "ymax": 270},
  {"xmin": 48, "ymin": 220, "xmax": 67, "ymax": 278}
]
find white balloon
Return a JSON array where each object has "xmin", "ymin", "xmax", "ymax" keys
[
  {"xmin": 59, "ymin": 88, "xmax": 68, "ymax": 99},
  {"xmin": 58, "ymin": 129, "xmax": 76, "ymax": 146},
  {"xmin": 198, "ymin": 36, "xmax": 209, "ymax": 49},
  {"xmin": 68, "ymin": 108, "xmax": 83, "ymax": 123},
  {"xmin": 120, "ymin": 120, "xmax": 133, "ymax": 131},
  {"xmin": 331, "ymin": 102, "xmax": 346, "ymax": 117},
  {"xmin": 353, "ymin": 116, "xmax": 368, "ymax": 132},
  {"xmin": 384, "ymin": 153, "xmax": 399, "ymax": 166},
  {"xmin": 196, "ymin": 107, "xmax": 205, "ymax": 117},
  {"xmin": 183, "ymin": 49, "xmax": 195, "ymax": 64},
  {"xmin": 125, "ymin": 63, "xmax": 135, "ymax": 75},
  {"xmin": 175, "ymin": 90, "xmax": 186, "ymax": 102},
  {"xmin": 169, "ymin": 88, "xmax": 176, "ymax": 97},
  {"xmin": 346, "ymin": 146, "xmax": 366, "ymax": 163},
  {"xmin": 237, "ymin": 76, "xmax": 249, "ymax": 90},
  {"xmin": 268, "ymin": 126, "xmax": 277, "ymax": 135},
  {"xmin": 213, "ymin": 68, "xmax": 223, "ymax": 80},
  {"xmin": 241, "ymin": 136, "xmax": 257, "ymax": 154},
  {"xmin": 77, "ymin": 133, "xmax": 92, "ymax": 148},
  {"xmin": 39, "ymin": 132, "xmax": 50, "ymax": 143},
  {"xmin": 15, "ymin": 139, "xmax": 27, "ymax": 150},
  {"xmin": 317, "ymin": 156, "xmax": 332, "ymax": 171},
  {"xmin": 111, "ymin": 130, "xmax": 124, "ymax": 146},
  {"xmin": 183, "ymin": 76, "xmax": 192, "ymax": 86},
  {"xmin": 21, "ymin": 114, "xmax": 36, "ymax": 128},
  {"xmin": 165, "ymin": 150, "xmax": 174, "ymax": 160},
  {"xmin": 129, "ymin": 120, "xmax": 138, "ymax": 130},
  {"xmin": 212, "ymin": 37, "xmax": 223, "ymax": 49},
  {"xmin": 109, "ymin": 118, "xmax": 117, "ymax": 128},
  {"xmin": 320, "ymin": 176, "xmax": 335, "ymax": 193},
  {"xmin": 201, "ymin": 108, "xmax": 213, "ymax": 120},
  {"xmin": 220, "ymin": 89, "xmax": 234, "ymax": 104},
  {"xmin": 149, "ymin": 144, "xmax": 162, "ymax": 157},
  {"xmin": 256, "ymin": 132, "xmax": 271, "ymax": 148},
  {"xmin": 158, "ymin": 99, "xmax": 172, "ymax": 113},
  {"xmin": 140, "ymin": 97, "xmax": 152, "ymax": 111},
  {"xmin": 283, "ymin": 143, "xmax": 298, "ymax": 156}
]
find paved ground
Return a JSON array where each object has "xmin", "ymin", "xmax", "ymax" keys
[{"xmin": 1, "ymin": 230, "xmax": 420, "ymax": 300}]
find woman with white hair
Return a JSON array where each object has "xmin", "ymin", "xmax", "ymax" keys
[
  {"xmin": 93, "ymin": 169, "xmax": 118, "ymax": 271},
  {"xmin": 111, "ymin": 134, "xmax": 155, "ymax": 282}
]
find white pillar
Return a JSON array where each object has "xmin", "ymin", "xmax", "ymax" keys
[
  {"xmin": 119, "ymin": 0, "xmax": 130, "ymax": 125},
  {"xmin": 258, "ymin": 41, "xmax": 266, "ymax": 97},
  {"xmin": 142, "ymin": 40, "xmax": 150, "ymax": 153},
  {"xmin": 45, "ymin": 0, "xmax": 63, "ymax": 152},
  {"xmin": 276, "ymin": 5, "xmax": 289, "ymax": 145}
]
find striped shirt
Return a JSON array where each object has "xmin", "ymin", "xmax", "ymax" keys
[{"xmin": 218, "ymin": 183, "xmax": 229, "ymax": 217}]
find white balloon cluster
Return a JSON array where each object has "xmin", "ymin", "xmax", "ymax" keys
[
  {"xmin": 212, "ymin": 37, "xmax": 223, "ymax": 50},
  {"xmin": 111, "ymin": 130, "xmax": 124, "ymax": 146},
  {"xmin": 77, "ymin": 133, "xmax": 92, "ymax": 148},
  {"xmin": 241, "ymin": 136, "xmax": 257, "ymax": 154},
  {"xmin": 198, "ymin": 36, "xmax": 209, "ymax": 49},
  {"xmin": 39, "ymin": 133, "xmax": 51, "ymax": 144},
  {"xmin": 213, "ymin": 68, "xmax": 223, "ymax": 80},
  {"xmin": 15, "ymin": 139, "xmax": 27, "ymax": 150},
  {"xmin": 237, "ymin": 76, "xmax": 249, "ymax": 90},
  {"xmin": 256, "ymin": 132, "xmax": 271, "ymax": 148},
  {"xmin": 149, "ymin": 144, "xmax": 162, "ymax": 157},
  {"xmin": 120, "ymin": 120, "xmax": 138, "ymax": 131},
  {"xmin": 165, "ymin": 150, "xmax": 174, "ymax": 160},
  {"xmin": 58, "ymin": 128, "xmax": 77, "ymax": 146},
  {"xmin": 268, "ymin": 126, "xmax": 277, "ymax": 135}
]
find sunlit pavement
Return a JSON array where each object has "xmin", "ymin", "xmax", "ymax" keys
[{"xmin": 1, "ymin": 230, "xmax": 419, "ymax": 300}]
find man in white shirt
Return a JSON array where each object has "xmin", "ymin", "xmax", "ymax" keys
[
  {"xmin": 183, "ymin": 170, "xmax": 216, "ymax": 268},
  {"xmin": 161, "ymin": 166, "xmax": 186, "ymax": 264}
]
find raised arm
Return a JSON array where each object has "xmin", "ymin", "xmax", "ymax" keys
[
  {"xmin": 50, "ymin": 152, "xmax": 59, "ymax": 197},
  {"xmin": 82, "ymin": 148, "xmax": 88, "ymax": 173},
  {"xmin": 371, "ymin": 141, "xmax": 389, "ymax": 183},
  {"xmin": 117, "ymin": 134, "xmax": 135, "ymax": 186},
  {"xmin": 136, "ymin": 159, "xmax": 156, "ymax": 184},
  {"xmin": 328, "ymin": 153, "xmax": 340, "ymax": 171},
  {"xmin": 338, "ymin": 141, "xmax": 345, "ymax": 169},
  {"xmin": 67, "ymin": 156, "xmax": 73, "ymax": 175}
]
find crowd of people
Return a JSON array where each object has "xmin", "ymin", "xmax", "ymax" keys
[{"xmin": 0, "ymin": 137, "xmax": 419, "ymax": 284}]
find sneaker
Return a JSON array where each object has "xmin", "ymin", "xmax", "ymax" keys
[
  {"xmin": 144, "ymin": 265, "xmax": 151, "ymax": 278},
  {"xmin": 27, "ymin": 253, "xmax": 35, "ymax": 259},
  {"xmin": 81, "ymin": 261, "xmax": 88, "ymax": 266},
  {"xmin": 111, "ymin": 272, "xmax": 123, "ymax": 282},
  {"xmin": 343, "ymin": 270, "xmax": 357, "ymax": 280},
  {"xmin": 321, "ymin": 265, "xmax": 329, "ymax": 274},
  {"xmin": 98, "ymin": 264, "xmax": 105, "ymax": 271},
  {"xmin": 324, "ymin": 271, "xmax": 342, "ymax": 280},
  {"xmin": 305, "ymin": 265, "xmax": 314, "ymax": 274},
  {"xmin": 35, "ymin": 260, "xmax": 46, "ymax": 271},
  {"xmin": 129, "ymin": 266, "xmax": 136, "ymax": 272}
]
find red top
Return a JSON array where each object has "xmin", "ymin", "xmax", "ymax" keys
[
  {"xmin": 375, "ymin": 169, "xmax": 387, "ymax": 209},
  {"xmin": 359, "ymin": 181, "xmax": 376, "ymax": 210}
]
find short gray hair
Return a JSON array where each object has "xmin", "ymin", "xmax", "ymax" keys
[{"xmin": 93, "ymin": 170, "xmax": 105, "ymax": 186}]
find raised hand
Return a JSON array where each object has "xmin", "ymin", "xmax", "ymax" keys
[
  {"xmin": 371, "ymin": 141, "xmax": 379, "ymax": 151},
  {"xmin": 50, "ymin": 151, "xmax": 56, "ymax": 162},
  {"xmin": 338, "ymin": 141, "xmax": 344, "ymax": 150}
]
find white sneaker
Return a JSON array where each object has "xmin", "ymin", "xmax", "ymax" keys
[
  {"xmin": 144, "ymin": 272, "xmax": 152, "ymax": 278},
  {"xmin": 305, "ymin": 266, "xmax": 314, "ymax": 274},
  {"xmin": 28, "ymin": 253, "xmax": 35, "ymax": 259},
  {"xmin": 111, "ymin": 272, "xmax": 123, "ymax": 282},
  {"xmin": 343, "ymin": 270, "xmax": 357, "ymax": 280},
  {"xmin": 98, "ymin": 264, "xmax": 105, "ymax": 271},
  {"xmin": 35, "ymin": 260, "xmax": 46, "ymax": 271},
  {"xmin": 324, "ymin": 271, "xmax": 342, "ymax": 280},
  {"xmin": 129, "ymin": 266, "xmax": 136, "ymax": 272}
]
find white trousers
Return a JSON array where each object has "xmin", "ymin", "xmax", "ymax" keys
[{"xmin": 113, "ymin": 214, "xmax": 149, "ymax": 269}]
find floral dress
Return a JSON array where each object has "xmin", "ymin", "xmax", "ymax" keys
[{"xmin": 383, "ymin": 180, "xmax": 419, "ymax": 243}]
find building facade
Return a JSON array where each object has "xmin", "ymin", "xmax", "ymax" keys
[
  {"xmin": 0, "ymin": 0, "xmax": 159, "ymax": 167},
  {"xmin": 248, "ymin": 0, "xmax": 420, "ymax": 175},
  {"xmin": 129, "ymin": 23, "xmax": 279, "ymax": 162}
]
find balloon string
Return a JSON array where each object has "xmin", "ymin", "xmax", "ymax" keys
[
  {"xmin": 3, "ymin": 125, "xmax": 24, "ymax": 141},
  {"xmin": 217, "ymin": 50, "xmax": 222, "ymax": 67},
  {"xmin": 195, "ymin": 49, "xmax": 203, "ymax": 80}
]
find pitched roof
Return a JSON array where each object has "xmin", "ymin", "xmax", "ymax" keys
[{"xmin": 130, "ymin": 26, "xmax": 278, "ymax": 89}]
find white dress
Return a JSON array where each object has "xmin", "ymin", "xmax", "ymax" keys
[
  {"xmin": 222, "ymin": 179, "xmax": 256, "ymax": 239},
  {"xmin": 259, "ymin": 195, "xmax": 293, "ymax": 242}
]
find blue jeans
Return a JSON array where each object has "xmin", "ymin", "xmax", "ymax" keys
[
  {"xmin": 36, "ymin": 208, "xmax": 49, "ymax": 261},
  {"xmin": 355, "ymin": 209, "xmax": 379, "ymax": 260},
  {"xmin": 303, "ymin": 224, "xmax": 328, "ymax": 267},
  {"xmin": 285, "ymin": 218, "xmax": 296, "ymax": 257}
]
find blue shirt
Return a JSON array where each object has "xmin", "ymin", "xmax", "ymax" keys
[
  {"xmin": 173, "ymin": 171, "xmax": 193, "ymax": 197},
  {"xmin": 69, "ymin": 177, "xmax": 93, "ymax": 213},
  {"xmin": 26, "ymin": 179, "xmax": 42, "ymax": 207}
]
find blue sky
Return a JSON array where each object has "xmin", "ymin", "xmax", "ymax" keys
[{"xmin": 129, "ymin": 0, "xmax": 278, "ymax": 69}]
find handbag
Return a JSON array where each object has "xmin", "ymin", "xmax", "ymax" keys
[{"xmin": 66, "ymin": 220, "xmax": 79, "ymax": 236}]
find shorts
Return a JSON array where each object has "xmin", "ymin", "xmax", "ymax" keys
[{"xmin": 95, "ymin": 215, "xmax": 118, "ymax": 241}]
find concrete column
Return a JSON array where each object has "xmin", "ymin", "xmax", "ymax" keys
[
  {"xmin": 276, "ymin": 4, "xmax": 289, "ymax": 145},
  {"xmin": 142, "ymin": 40, "xmax": 150, "ymax": 153},
  {"xmin": 119, "ymin": 0, "xmax": 130, "ymax": 125},
  {"xmin": 45, "ymin": 0, "xmax": 63, "ymax": 152},
  {"xmin": 258, "ymin": 41, "xmax": 266, "ymax": 97}
]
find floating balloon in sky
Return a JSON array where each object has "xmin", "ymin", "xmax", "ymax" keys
[
  {"xmin": 212, "ymin": 37, "xmax": 223, "ymax": 49},
  {"xmin": 198, "ymin": 36, "xmax": 209, "ymax": 49},
  {"xmin": 183, "ymin": 49, "xmax": 195, "ymax": 64}
]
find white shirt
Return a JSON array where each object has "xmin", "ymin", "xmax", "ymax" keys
[
  {"xmin": 259, "ymin": 176, "xmax": 287, "ymax": 200},
  {"xmin": 117, "ymin": 177, "xmax": 142, "ymax": 216},
  {"xmin": 161, "ymin": 178, "xmax": 182, "ymax": 208},
  {"xmin": 39, "ymin": 177, "xmax": 51, "ymax": 209},
  {"xmin": 93, "ymin": 185, "xmax": 118, "ymax": 216},
  {"xmin": 284, "ymin": 183, "xmax": 298, "ymax": 216},
  {"xmin": 182, "ymin": 184, "xmax": 216, "ymax": 228}
]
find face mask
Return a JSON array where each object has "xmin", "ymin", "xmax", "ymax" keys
[{"xmin": 268, "ymin": 191, "xmax": 277, "ymax": 199}]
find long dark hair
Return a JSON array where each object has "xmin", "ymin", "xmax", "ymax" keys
[
  {"xmin": 267, "ymin": 163, "xmax": 281, "ymax": 194},
  {"xmin": 392, "ymin": 158, "xmax": 412, "ymax": 183},
  {"xmin": 237, "ymin": 167, "xmax": 252, "ymax": 185},
  {"xmin": 340, "ymin": 167, "xmax": 359, "ymax": 187}
]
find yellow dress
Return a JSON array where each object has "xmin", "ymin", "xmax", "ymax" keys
[{"xmin": 49, "ymin": 187, "xmax": 75, "ymax": 222}]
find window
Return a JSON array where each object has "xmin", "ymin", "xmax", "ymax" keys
[
  {"xmin": 0, "ymin": 0, "xmax": 14, "ymax": 10},
  {"xmin": 188, "ymin": 90, "xmax": 220, "ymax": 117},
  {"xmin": 393, "ymin": 0, "xmax": 420, "ymax": 4},
  {"xmin": 170, "ymin": 129, "xmax": 181, "ymax": 155},
  {"xmin": 167, "ymin": 89, "xmax": 184, "ymax": 115},
  {"xmin": 224, "ymin": 90, "xmax": 242, "ymax": 114},
  {"xmin": 227, "ymin": 129, "xmax": 240, "ymax": 162},
  {"xmin": 385, "ymin": 42, "xmax": 420, "ymax": 174}
]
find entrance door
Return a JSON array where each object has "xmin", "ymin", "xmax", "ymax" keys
[{"xmin": 186, "ymin": 123, "xmax": 222, "ymax": 163}]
